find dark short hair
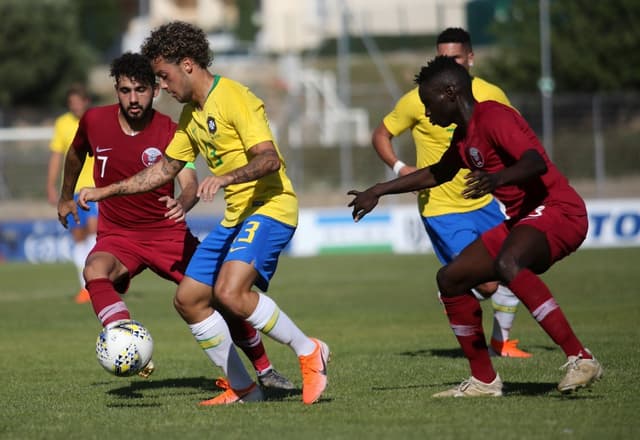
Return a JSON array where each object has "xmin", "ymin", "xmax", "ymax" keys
[
  {"xmin": 436, "ymin": 27, "xmax": 472, "ymax": 51},
  {"xmin": 141, "ymin": 21, "xmax": 212, "ymax": 68},
  {"xmin": 110, "ymin": 52, "xmax": 156, "ymax": 86},
  {"xmin": 66, "ymin": 83, "xmax": 89, "ymax": 100},
  {"xmin": 414, "ymin": 55, "xmax": 472, "ymax": 91}
]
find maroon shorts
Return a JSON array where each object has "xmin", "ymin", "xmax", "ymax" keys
[
  {"xmin": 481, "ymin": 204, "xmax": 588, "ymax": 265},
  {"xmin": 90, "ymin": 229, "xmax": 200, "ymax": 293}
]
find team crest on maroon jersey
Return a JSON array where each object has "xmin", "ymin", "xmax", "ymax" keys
[
  {"xmin": 467, "ymin": 147, "xmax": 485, "ymax": 168},
  {"xmin": 141, "ymin": 147, "xmax": 162, "ymax": 167},
  {"xmin": 207, "ymin": 116, "xmax": 217, "ymax": 134}
]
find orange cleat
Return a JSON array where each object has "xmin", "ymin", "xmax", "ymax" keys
[
  {"xmin": 74, "ymin": 288, "xmax": 91, "ymax": 304},
  {"xmin": 298, "ymin": 338, "xmax": 330, "ymax": 404},
  {"xmin": 198, "ymin": 378, "xmax": 263, "ymax": 406},
  {"xmin": 490, "ymin": 338, "xmax": 532, "ymax": 358}
]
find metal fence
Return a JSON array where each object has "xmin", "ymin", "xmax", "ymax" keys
[{"xmin": 1, "ymin": 89, "xmax": 638, "ymax": 211}]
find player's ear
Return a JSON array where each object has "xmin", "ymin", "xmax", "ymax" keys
[
  {"xmin": 444, "ymin": 84, "xmax": 457, "ymax": 100},
  {"xmin": 152, "ymin": 83, "xmax": 160, "ymax": 98},
  {"xmin": 182, "ymin": 57, "xmax": 193, "ymax": 74}
]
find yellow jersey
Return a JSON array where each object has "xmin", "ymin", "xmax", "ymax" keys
[
  {"xmin": 49, "ymin": 111, "xmax": 95, "ymax": 192},
  {"xmin": 383, "ymin": 77, "xmax": 511, "ymax": 217},
  {"xmin": 166, "ymin": 75, "xmax": 298, "ymax": 227}
]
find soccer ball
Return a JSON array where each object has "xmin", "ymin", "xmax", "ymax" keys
[{"xmin": 96, "ymin": 320, "xmax": 154, "ymax": 377}]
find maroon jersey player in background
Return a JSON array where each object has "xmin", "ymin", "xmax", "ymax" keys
[{"xmin": 348, "ymin": 55, "xmax": 602, "ymax": 397}]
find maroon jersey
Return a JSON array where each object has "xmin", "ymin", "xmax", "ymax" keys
[
  {"xmin": 72, "ymin": 104, "xmax": 182, "ymax": 237},
  {"xmin": 442, "ymin": 101, "xmax": 586, "ymax": 220}
]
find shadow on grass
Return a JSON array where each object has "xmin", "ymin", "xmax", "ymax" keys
[
  {"xmin": 506, "ymin": 382, "xmax": 604, "ymax": 399},
  {"xmin": 399, "ymin": 348, "xmax": 464, "ymax": 358},
  {"xmin": 101, "ymin": 376, "xmax": 300, "ymax": 402},
  {"xmin": 373, "ymin": 380, "xmax": 601, "ymax": 399},
  {"xmin": 399, "ymin": 344, "xmax": 557, "ymax": 359}
]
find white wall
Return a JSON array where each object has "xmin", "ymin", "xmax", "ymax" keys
[{"xmin": 258, "ymin": 0, "xmax": 468, "ymax": 53}]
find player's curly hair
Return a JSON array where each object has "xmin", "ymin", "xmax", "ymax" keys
[
  {"xmin": 436, "ymin": 27, "xmax": 472, "ymax": 51},
  {"xmin": 414, "ymin": 55, "xmax": 472, "ymax": 91},
  {"xmin": 110, "ymin": 52, "xmax": 156, "ymax": 86},
  {"xmin": 141, "ymin": 21, "xmax": 213, "ymax": 68}
]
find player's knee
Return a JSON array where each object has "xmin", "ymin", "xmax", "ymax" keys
[
  {"xmin": 436, "ymin": 266, "xmax": 456, "ymax": 297},
  {"xmin": 212, "ymin": 281, "xmax": 237, "ymax": 310},
  {"xmin": 476, "ymin": 281, "xmax": 499, "ymax": 297},
  {"xmin": 494, "ymin": 256, "xmax": 520, "ymax": 283}
]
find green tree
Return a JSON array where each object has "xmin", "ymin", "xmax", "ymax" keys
[
  {"xmin": 234, "ymin": 0, "xmax": 259, "ymax": 43},
  {"xmin": 480, "ymin": 0, "xmax": 640, "ymax": 92},
  {"xmin": 0, "ymin": 0, "xmax": 96, "ymax": 108}
]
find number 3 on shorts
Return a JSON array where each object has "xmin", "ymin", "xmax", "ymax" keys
[{"xmin": 236, "ymin": 221, "xmax": 260, "ymax": 244}]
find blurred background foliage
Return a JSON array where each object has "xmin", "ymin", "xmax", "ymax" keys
[
  {"xmin": 1, "ymin": 0, "xmax": 639, "ymax": 108},
  {"xmin": 0, "ymin": 0, "xmax": 132, "ymax": 109},
  {"xmin": 480, "ymin": 0, "xmax": 640, "ymax": 92}
]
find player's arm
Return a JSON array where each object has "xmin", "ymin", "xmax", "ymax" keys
[
  {"xmin": 175, "ymin": 163, "xmax": 199, "ymax": 212},
  {"xmin": 161, "ymin": 163, "xmax": 200, "ymax": 223},
  {"xmin": 57, "ymin": 146, "xmax": 87, "ymax": 228},
  {"xmin": 78, "ymin": 154, "xmax": 185, "ymax": 208},
  {"xmin": 46, "ymin": 151, "xmax": 64, "ymax": 205},
  {"xmin": 371, "ymin": 123, "xmax": 415, "ymax": 177},
  {"xmin": 463, "ymin": 149, "xmax": 547, "ymax": 199},
  {"xmin": 196, "ymin": 140, "xmax": 280, "ymax": 202},
  {"xmin": 348, "ymin": 157, "xmax": 459, "ymax": 222}
]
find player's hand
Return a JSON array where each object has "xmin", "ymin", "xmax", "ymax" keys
[
  {"xmin": 57, "ymin": 198, "xmax": 79, "ymax": 229},
  {"xmin": 462, "ymin": 170, "xmax": 498, "ymax": 199},
  {"xmin": 347, "ymin": 189, "xmax": 379, "ymax": 222},
  {"xmin": 159, "ymin": 195, "xmax": 186, "ymax": 223},
  {"xmin": 398, "ymin": 164, "xmax": 418, "ymax": 176},
  {"xmin": 77, "ymin": 187, "xmax": 105, "ymax": 209},
  {"xmin": 197, "ymin": 175, "xmax": 229, "ymax": 202}
]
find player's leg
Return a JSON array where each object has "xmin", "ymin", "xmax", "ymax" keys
[
  {"xmin": 169, "ymin": 230, "xmax": 294, "ymax": 390},
  {"xmin": 460, "ymin": 200, "xmax": 529, "ymax": 356},
  {"xmin": 424, "ymin": 207, "xmax": 529, "ymax": 356},
  {"xmin": 210, "ymin": 215, "xmax": 329, "ymax": 404},
  {"xmin": 174, "ymin": 276, "xmax": 263, "ymax": 405},
  {"xmin": 434, "ymin": 236, "xmax": 503, "ymax": 397},
  {"xmin": 494, "ymin": 220, "xmax": 602, "ymax": 392},
  {"xmin": 83, "ymin": 245, "xmax": 134, "ymax": 327},
  {"xmin": 70, "ymin": 197, "xmax": 98, "ymax": 304},
  {"xmin": 224, "ymin": 316, "xmax": 295, "ymax": 389}
]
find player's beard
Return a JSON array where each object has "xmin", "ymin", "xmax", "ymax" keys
[{"xmin": 120, "ymin": 103, "xmax": 152, "ymax": 124}]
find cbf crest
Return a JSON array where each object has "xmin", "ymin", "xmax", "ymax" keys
[
  {"xmin": 207, "ymin": 116, "xmax": 217, "ymax": 134},
  {"xmin": 467, "ymin": 147, "xmax": 485, "ymax": 168},
  {"xmin": 141, "ymin": 147, "xmax": 163, "ymax": 167}
]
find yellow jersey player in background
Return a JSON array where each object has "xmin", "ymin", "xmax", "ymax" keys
[
  {"xmin": 46, "ymin": 84, "xmax": 97, "ymax": 304},
  {"xmin": 371, "ymin": 27, "xmax": 531, "ymax": 358},
  {"xmin": 78, "ymin": 21, "xmax": 329, "ymax": 405}
]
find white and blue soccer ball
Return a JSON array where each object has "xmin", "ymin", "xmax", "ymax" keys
[{"xmin": 96, "ymin": 320, "xmax": 153, "ymax": 377}]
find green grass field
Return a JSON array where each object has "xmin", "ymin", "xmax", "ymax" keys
[{"xmin": 1, "ymin": 248, "xmax": 638, "ymax": 439}]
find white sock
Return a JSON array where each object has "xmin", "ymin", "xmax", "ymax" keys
[
  {"xmin": 491, "ymin": 285, "xmax": 520, "ymax": 342},
  {"xmin": 246, "ymin": 293, "xmax": 316, "ymax": 356},
  {"xmin": 471, "ymin": 288, "xmax": 487, "ymax": 301},
  {"xmin": 189, "ymin": 311, "xmax": 254, "ymax": 390},
  {"xmin": 72, "ymin": 234, "xmax": 96, "ymax": 288},
  {"xmin": 72, "ymin": 242, "xmax": 88, "ymax": 288}
]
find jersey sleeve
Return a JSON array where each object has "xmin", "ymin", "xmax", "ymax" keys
[
  {"xmin": 166, "ymin": 108, "xmax": 198, "ymax": 162},
  {"xmin": 223, "ymin": 84, "xmax": 274, "ymax": 151},
  {"xmin": 382, "ymin": 88, "xmax": 421, "ymax": 136}
]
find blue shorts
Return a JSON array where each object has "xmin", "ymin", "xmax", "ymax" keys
[
  {"xmin": 185, "ymin": 214, "xmax": 295, "ymax": 292},
  {"xmin": 422, "ymin": 199, "xmax": 505, "ymax": 264},
  {"xmin": 67, "ymin": 194, "xmax": 98, "ymax": 231}
]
